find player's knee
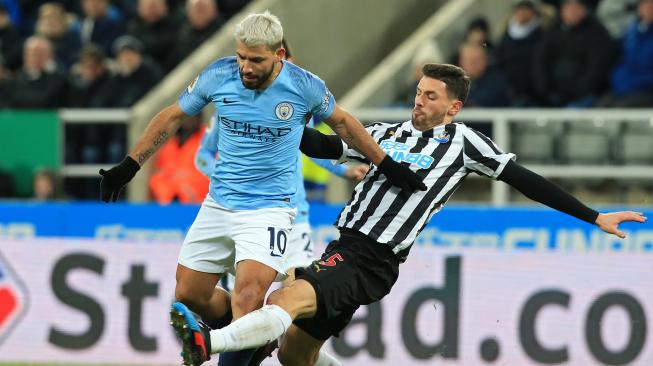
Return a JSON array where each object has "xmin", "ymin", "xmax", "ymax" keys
[{"xmin": 231, "ymin": 286, "xmax": 265, "ymax": 313}]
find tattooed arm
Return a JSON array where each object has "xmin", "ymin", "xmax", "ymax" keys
[
  {"xmin": 322, "ymin": 104, "xmax": 386, "ymax": 166},
  {"xmin": 129, "ymin": 102, "xmax": 191, "ymax": 165},
  {"xmin": 98, "ymin": 102, "xmax": 191, "ymax": 202}
]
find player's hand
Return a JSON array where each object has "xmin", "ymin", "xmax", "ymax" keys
[
  {"xmin": 377, "ymin": 155, "xmax": 427, "ymax": 193},
  {"xmin": 99, "ymin": 156, "xmax": 140, "ymax": 202},
  {"xmin": 344, "ymin": 164, "xmax": 369, "ymax": 182},
  {"xmin": 594, "ymin": 211, "xmax": 647, "ymax": 238}
]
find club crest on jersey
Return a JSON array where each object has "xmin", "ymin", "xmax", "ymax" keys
[
  {"xmin": 433, "ymin": 131, "xmax": 450, "ymax": 143},
  {"xmin": 275, "ymin": 102, "xmax": 294, "ymax": 120},
  {"xmin": 0, "ymin": 250, "xmax": 28, "ymax": 346},
  {"xmin": 320, "ymin": 91, "xmax": 332, "ymax": 111}
]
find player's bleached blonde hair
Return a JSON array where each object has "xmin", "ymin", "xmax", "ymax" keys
[{"xmin": 234, "ymin": 10, "xmax": 283, "ymax": 49}]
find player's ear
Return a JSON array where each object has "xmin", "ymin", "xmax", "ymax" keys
[
  {"xmin": 448, "ymin": 100, "xmax": 463, "ymax": 116},
  {"xmin": 275, "ymin": 46, "xmax": 286, "ymax": 61}
]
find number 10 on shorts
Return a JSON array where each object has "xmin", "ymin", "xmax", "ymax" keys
[{"xmin": 268, "ymin": 227, "xmax": 287, "ymax": 257}]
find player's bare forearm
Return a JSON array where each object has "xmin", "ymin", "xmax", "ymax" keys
[
  {"xmin": 129, "ymin": 103, "xmax": 189, "ymax": 165},
  {"xmin": 325, "ymin": 105, "xmax": 385, "ymax": 165}
]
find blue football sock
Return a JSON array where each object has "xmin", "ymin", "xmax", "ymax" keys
[{"xmin": 217, "ymin": 348, "xmax": 256, "ymax": 366}]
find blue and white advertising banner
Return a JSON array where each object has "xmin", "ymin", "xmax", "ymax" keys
[{"xmin": 0, "ymin": 203, "xmax": 651, "ymax": 365}]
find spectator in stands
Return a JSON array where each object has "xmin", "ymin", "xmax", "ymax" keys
[
  {"xmin": 104, "ymin": 35, "xmax": 162, "ymax": 107},
  {"xmin": 597, "ymin": 0, "xmax": 639, "ymax": 37},
  {"xmin": 71, "ymin": 0, "xmax": 125, "ymax": 57},
  {"xmin": 0, "ymin": 3, "xmax": 22, "ymax": 71},
  {"xmin": 495, "ymin": 0, "xmax": 543, "ymax": 106},
  {"xmin": 34, "ymin": 3, "xmax": 81, "ymax": 70},
  {"xmin": 67, "ymin": 44, "xmax": 113, "ymax": 108},
  {"xmin": 166, "ymin": 0, "xmax": 225, "ymax": 70},
  {"xmin": 32, "ymin": 168, "xmax": 63, "ymax": 200},
  {"xmin": 7, "ymin": 35, "xmax": 67, "ymax": 108},
  {"xmin": 465, "ymin": 17, "xmax": 493, "ymax": 49},
  {"xmin": 598, "ymin": 0, "xmax": 653, "ymax": 107},
  {"xmin": 149, "ymin": 115, "xmax": 209, "ymax": 204},
  {"xmin": 393, "ymin": 40, "xmax": 443, "ymax": 107},
  {"xmin": 450, "ymin": 17, "xmax": 494, "ymax": 65},
  {"xmin": 541, "ymin": 0, "xmax": 600, "ymax": 9},
  {"xmin": 533, "ymin": 0, "xmax": 615, "ymax": 107},
  {"xmin": 458, "ymin": 42, "xmax": 509, "ymax": 107},
  {"xmin": 127, "ymin": 0, "xmax": 178, "ymax": 68},
  {"xmin": 0, "ymin": 0, "xmax": 20, "ymax": 31}
]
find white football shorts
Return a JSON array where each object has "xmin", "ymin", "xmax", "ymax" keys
[
  {"xmin": 284, "ymin": 222, "xmax": 315, "ymax": 270},
  {"xmin": 178, "ymin": 195, "xmax": 295, "ymax": 281}
]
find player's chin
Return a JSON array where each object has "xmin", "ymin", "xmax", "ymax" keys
[
  {"xmin": 241, "ymin": 79, "xmax": 260, "ymax": 89},
  {"xmin": 241, "ymin": 74, "xmax": 261, "ymax": 88}
]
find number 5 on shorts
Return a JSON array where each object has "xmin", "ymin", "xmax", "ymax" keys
[{"xmin": 268, "ymin": 227, "xmax": 287, "ymax": 257}]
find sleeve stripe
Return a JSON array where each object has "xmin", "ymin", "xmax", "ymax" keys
[
  {"xmin": 468, "ymin": 128, "xmax": 502, "ymax": 155},
  {"xmin": 464, "ymin": 137, "xmax": 501, "ymax": 172}
]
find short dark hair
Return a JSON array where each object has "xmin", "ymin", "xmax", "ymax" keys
[
  {"xmin": 79, "ymin": 44, "xmax": 105, "ymax": 64},
  {"xmin": 421, "ymin": 63, "xmax": 470, "ymax": 104}
]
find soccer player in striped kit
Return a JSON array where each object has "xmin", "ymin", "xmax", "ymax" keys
[
  {"xmin": 99, "ymin": 11, "xmax": 422, "ymax": 366},
  {"xmin": 168, "ymin": 63, "xmax": 646, "ymax": 366}
]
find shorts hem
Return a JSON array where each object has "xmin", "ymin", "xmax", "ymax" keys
[
  {"xmin": 236, "ymin": 256, "xmax": 288, "ymax": 282},
  {"xmin": 284, "ymin": 259, "xmax": 314, "ymax": 272},
  {"xmin": 177, "ymin": 259, "xmax": 228, "ymax": 274}
]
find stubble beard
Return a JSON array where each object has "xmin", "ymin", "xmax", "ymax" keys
[
  {"xmin": 412, "ymin": 110, "xmax": 447, "ymax": 130},
  {"xmin": 240, "ymin": 63, "xmax": 275, "ymax": 90}
]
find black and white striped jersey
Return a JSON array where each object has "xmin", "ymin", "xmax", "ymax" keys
[{"xmin": 336, "ymin": 120, "xmax": 515, "ymax": 261}]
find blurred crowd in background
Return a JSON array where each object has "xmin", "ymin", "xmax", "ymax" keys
[
  {"xmin": 1, "ymin": 0, "xmax": 651, "ymax": 110},
  {"xmin": 0, "ymin": 0, "xmax": 652, "ymax": 203},
  {"xmin": 0, "ymin": 0, "xmax": 249, "ymax": 108},
  {"xmin": 395, "ymin": 0, "xmax": 653, "ymax": 109}
]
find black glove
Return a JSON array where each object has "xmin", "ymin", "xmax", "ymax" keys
[
  {"xmin": 378, "ymin": 155, "xmax": 427, "ymax": 193},
  {"xmin": 99, "ymin": 156, "xmax": 140, "ymax": 202}
]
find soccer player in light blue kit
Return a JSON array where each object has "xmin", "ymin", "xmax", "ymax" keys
[
  {"xmin": 196, "ymin": 39, "xmax": 369, "ymax": 286},
  {"xmin": 197, "ymin": 118, "xmax": 368, "ymax": 284},
  {"xmin": 97, "ymin": 11, "xmax": 425, "ymax": 366},
  {"xmin": 193, "ymin": 39, "xmax": 367, "ymax": 366}
]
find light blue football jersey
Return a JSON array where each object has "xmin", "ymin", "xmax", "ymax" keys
[
  {"xmin": 179, "ymin": 57, "xmax": 335, "ymax": 210},
  {"xmin": 196, "ymin": 117, "xmax": 347, "ymax": 223}
]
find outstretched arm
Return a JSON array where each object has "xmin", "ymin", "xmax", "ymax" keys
[
  {"xmin": 129, "ymin": 102, "xmax": 190, "ymax": 165},
  {"xmin": 323, "ymin": 105, "xmax": 385, "ymax": 165},
  {"xmin": 300, "ymin": 124, "xmax": 425, "ymax": 192},
  {"xmin": 99, "ymin": 102, "xmax": 191, "ymax": 202},
  {"xmin": 498, "ymin": 161, "xmax": 647, "ymax": 238},
  {"xmin": 299, "ymin": 127, "xmax": 342, "ymax": 159}
]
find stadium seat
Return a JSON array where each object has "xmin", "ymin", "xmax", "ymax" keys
[
  {"xmin": 511, "ymin": 120, "xmax": 561, "ymax": 163},
  {"xmin": 614, "ymin": 121, "xmax": 653, "ymax": 164},
  {"xmin": 558, "ymin": 120, "xmax": 619, "ymax": 165}
]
